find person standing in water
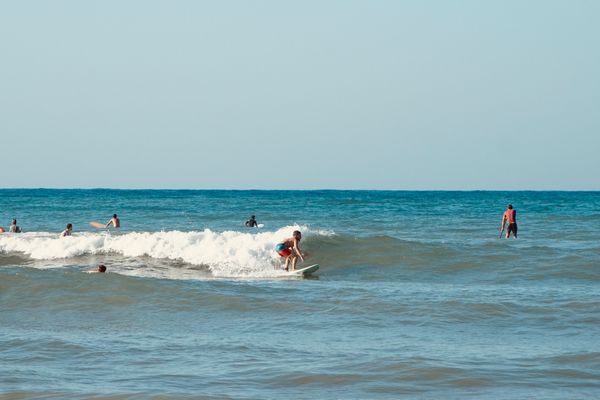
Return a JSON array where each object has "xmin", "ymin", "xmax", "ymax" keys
[
  {"xmin": 245, "ymin": 215, "xmax": 258, "ymax": 228},
  {"xmin": 501, "ymin": 204, "xmax": 518, "ymax": 239},
  {"xmin": 106, "ymin": 214, "xmax": 120, "ymax": 228},
  {"xmin": 9, "ymin": 219, "xmax": 21, "ymax": 233},
  {"xmin": 60, "ymin": 223, "xmax": 73, "ymax": 237},
  {"xmin": 275, "ymin": 230, "xmax": 305, "ymax": 271}
]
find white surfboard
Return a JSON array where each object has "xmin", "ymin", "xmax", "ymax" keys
[
  {"xmin": 244, "ymin": 223, "xmax": 264, "ymax": 228},
  {"xmin": 290, "ymin": 264, "xmax": 319, "ymax": 276}
]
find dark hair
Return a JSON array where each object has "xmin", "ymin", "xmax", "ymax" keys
[
  {"xmin": 67, "ymin": 223, "xmax": 73, "ymax": 229},
  {"xmin": 293, "ymin": 230, "xmax": 301, "ymax": 238},
  {"xmin": 113, "ymin": 214, "xmax": 118, "ymax": 218},
  {"xmin": 251, "ymin": 215, "xmax": 255, "ymax": 219},
  {"xmin": 98, "ymin": 265, "xmax": 106, "ymax": 273},
  {"xmin": 507, "ymin": 204, "xmax": 513, "ymax": 209},
  {"xmin": 12, "ymin": 219, "xmax": 16, "ymax": 224}
]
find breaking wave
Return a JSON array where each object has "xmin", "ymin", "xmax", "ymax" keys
[{"xmin": 0, "ymin": 226, "xmax": 333, "ymax": 278}]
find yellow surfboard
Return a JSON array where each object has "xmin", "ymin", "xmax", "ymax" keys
[{"xmin": 89, "ymin": 221, "xmax": 106, "ymax": 229}]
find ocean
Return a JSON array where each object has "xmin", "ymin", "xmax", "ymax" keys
[{"xmin": 1, "ymin": 189, "xmax": 599, "ymax": 399}]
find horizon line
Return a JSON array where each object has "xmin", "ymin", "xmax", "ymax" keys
[{"xmin": 1, "ymin": 187, "xmax": 599, "ymax": 192}]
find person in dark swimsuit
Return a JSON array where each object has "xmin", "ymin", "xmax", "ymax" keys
[
  {"xmin": 501, "ymin": 204, "xmax": 518, "ymax": 239},
  {"xmin": 9, "ymin": 219, "xmax": 21, "ymax": 233},
  {"xmin": 245, "ymin": 215, "xmax": 258, "ymax": 228},
  {"xmin": 275, "ymin": 230, "xmax": 305, "ymax": 271}
]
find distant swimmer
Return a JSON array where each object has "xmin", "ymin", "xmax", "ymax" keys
[
  {"xmin": 275, "ymin": 230, "xmax": 305, "ymax": 271},
  {"xmin": 245, "ymin": 215, "xmax": 258, "ymax": 228},
  {"xmin": 501, "ymin": 204, "xmax": 517, "ymax": 239},
  {"xmin": 60, "ymin": 223, "xmax": 73, "ymax": 237},
  {"xmin": 88, "ymin": 264, "xmax": 106, "ymax": 273},
  {"xmin": 106, "ymin": 214, "xmax": 120, "ymax": 228},
  {"xmin": 9, "ymin": 219, "xmax": 21, "ymax": 233}
]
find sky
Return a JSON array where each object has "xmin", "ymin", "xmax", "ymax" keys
[{"xmin": 1, "ymin": 0, "xmax": 599, "ymax": 190}]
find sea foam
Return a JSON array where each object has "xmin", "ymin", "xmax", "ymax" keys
[{"xmin": 0, "ymin": 226, "xmax": 332, "ymax": 278}]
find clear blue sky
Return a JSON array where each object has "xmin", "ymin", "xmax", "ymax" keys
[{"xmin": 1, "ymin": 1, "xmax": 598, "ymax": 190}]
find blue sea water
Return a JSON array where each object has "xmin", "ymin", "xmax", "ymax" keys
[{"xmin": 1, "ymin": 190, "xmax": 599, "ymax": 399}]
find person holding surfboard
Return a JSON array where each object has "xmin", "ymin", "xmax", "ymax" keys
[
  {"xmin": 106, "ymin": 214, "xmax": 120, "ymax": 228},
  {"xmin": 275, "ymin": 230, "xmax": 305, "ymax": 271},
  {"xmin": 500, "ymin": 204, "xmax": 517, "ymax": 239},
  {"xmin": 245, "ymin": 215, "xmax": 258, "ymax": 228}
]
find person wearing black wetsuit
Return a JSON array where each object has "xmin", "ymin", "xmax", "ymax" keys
[{"xmin": 245, "ymin": 215, "xmax": 258, "ymax": 228}]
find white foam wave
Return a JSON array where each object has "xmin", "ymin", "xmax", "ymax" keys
[{"xmin": 0, "ymin": 226, "xmax": 333, "ymax": 278}]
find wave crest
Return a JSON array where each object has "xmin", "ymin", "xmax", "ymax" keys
[{"xmin": 0, "ymin": 226, "xmax": 333, "ymax": 277}]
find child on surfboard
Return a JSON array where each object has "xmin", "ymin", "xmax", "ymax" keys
[{"xmin": 275, "ymin": 230, "xmax": 305, "ymax": 271}]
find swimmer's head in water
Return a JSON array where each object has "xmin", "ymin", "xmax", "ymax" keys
[
  {"xmin": 507, "ymin": 204, "xmax": 513, "ymax": 209},
  {"xmin": 97, "ymin": 265, "xmax": 106, "ymax": 273},
  {"xmin": 66, "ymin": 223, "xmax": 73, "ymax": 229}
]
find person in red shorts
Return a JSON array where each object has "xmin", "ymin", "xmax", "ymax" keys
[
  {"xmin": 501, "ymin": 204, "xmax": 518, "ymax": 239},
  {"xmin": 275, "ymin": 230, "xmax": 305, "ymax": 271}
]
